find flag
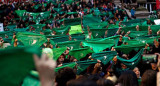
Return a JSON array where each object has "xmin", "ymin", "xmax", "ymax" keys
[
  {"xmin": 52, "ymin": 47, "xmax": 67, "ymax": 60},
  {"xmin": 69, "ymin": 46, "xmax": 94, "ymax": 60},
  {"xmin": 83, "ymin": 39, "xmax": 115, "ymax": 53},
  {"xmin": 16, "ymin": 32, "xmax": 47, "ymax": 47},
  {"xmin": 0, "ymin": 47, "xmax": 40, "ymax": 86},
  {"xmin": 69, "ymin": 25, "xmax": 82, "ymax": 35},
  {"xmin": 92, "ymin": 51, "xmax": 117, "ymax": 65}
]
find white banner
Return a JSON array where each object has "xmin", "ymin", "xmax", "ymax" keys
[
  {"xmin": 0, "ymin": 23, "xmax": 4, "ymax": 32},
  {"xmin": 154, "ymin": 19, "xmax": 160, "ymax": 25}
]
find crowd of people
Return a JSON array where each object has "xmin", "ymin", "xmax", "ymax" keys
[{"xmin": 1, "ymin": 0, "xmax": 160, "ymax": 86}]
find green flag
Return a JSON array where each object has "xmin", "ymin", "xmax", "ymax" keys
[
  {"xmin": 57, "ymin": 41, "xmax": 81, "ymax": 50},
  {"xmin": 69, "ymin": 46, "xmax": 94, "ymax": 60},
  {"xmin": 83, "ymin": 39, "xmax": 115, "ymax": 53},
  {"xmin": 50, "ymin": 35, "xmax": 69, "ymax": 43},
  {"xmin": 92, "ymin": 51, "xmax": 117, "ymax": 65},
  {"xmin": 114, "ymin": 43, "xmax": 145, "ymax": 54},
  {"xmin": 52, "ymin": 47, "xmax": 67, "ymax": 60},
  {"xmin": 22, "ymin": 71, "xmax": 40, "ymax": 86},
  {"xmin": 30, "ymin": 24, "xmax": 46, "ymax": 32},
  {"xmin": 117, "ymin": 49, "xmax": 144, "ymax": 68},
  {"xmin": 76, "ymin": 60, "xmax": 97, "ymax": 74},
  {"xmin": 69, "ymin": 25, "xmax": 82, "ymax": 35},
  {"xmin": 53, "ymin": 26, "xmax": 70, "ymax": 35},
  {"xmin": 55, "ymin": 62, "xmax": 76, "ymax": 72},
  {"xmin": 16, "ymin": 32, "xmax": 47, "ymax": 47},
  {"xmin": 128, "ymin": 31, "xmax": 148, "ymax": 38},
  {"xmin": 0, "ymin": 47, "xmax": 40, "ymax": 86},
  {"xmin": 15, "ymin": 10, "xmax": 27, "ymax": 17}
]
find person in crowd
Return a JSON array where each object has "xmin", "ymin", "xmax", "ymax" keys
[
  {"xmin": 97, "ymin": 79, "xmax": 114, "ymax": 86},
  {"xmin": 117, "ymin": 70, "xmax": 139, "ymax": 86},
  {"xmin": 131, "ymin": 7, "xmax": 136, "ymax": 19},
  {"xmin": 141, "ymin": 70, "xmax": 157, "ymax": 86},
  {"xmin": 56, "ymin": 67, "xmax": 76, "ymax": 86}
]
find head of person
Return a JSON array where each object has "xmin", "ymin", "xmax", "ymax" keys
[
  {"xmin": 56, "ymin": 67, "xmax": 76, "ymax": 86},
  {"xmin": 109, "ymin": 19, "xmax": 114, "ymax": 24},
  {"xmin": 116, "ymin": 10, "xmax": 119, "ymax": 14},
  {"xmin": 97, "ymin": 79, "xmax": 114, "ymax": 86},
  {"xmin": 154, "ymin": 39, "xmax": 159, "ymax": 47},
  {"xmin": 147, "ymin": 20, "xmax": 151, "ymax": 24},
  {"xmin": 132, "ymin": 7, "xmax": 135, "ymax": 10},
  {"xmin": 120, "ymin": 63, "xmax": 127, "ymax": 69},
  {"xmin": 118, "ymin": 70, "xmax": 138, "ymax": 86},
  {"xmin": 141, "ymin": 70, "xmax": 157, "ymax": 86},
  {"xmin": 133, "ymin": 67, "xmax": 140, "ymax": 78},
  {"xmin": 150, "ymin": 62, "xmax": 157, "ymax": 71},
  {"xmin": 57, "ymin": 54, "xmax": 65, "ymax": 63},
  {"xmin": 67, "ymin": 79, "xmax": 97, "ymax": 86},
  {"xmin": 136, "ymin": 25, "xmax": 139, "ymax": 31}
]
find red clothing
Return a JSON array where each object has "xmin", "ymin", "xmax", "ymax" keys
[{"xmin": 6, "ymin": 15, "xmax": 14, "ymax": 21}]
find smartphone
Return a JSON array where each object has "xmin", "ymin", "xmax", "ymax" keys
[{"xmin": 142, "ymin": 54, "xmax": 158, "ymax": 63}]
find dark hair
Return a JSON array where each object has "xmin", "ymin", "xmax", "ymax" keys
[
  {"xmin": 67, "ymin": 79, "xmax": 97, "ymax": 86},
  {"xmin": 97, "ymin": 79, "xmax": 114, "ymax": 86},
  {"xmin": 56, "ymin": 67, "xmax": 76, "ymax": 86},
  {"xmin": 141, "ymin": 70, "xmax": 157, "ymax": 86},
  {"xmin": 118, "ymin": 70, "xmax": 139, "ymax": 86}
]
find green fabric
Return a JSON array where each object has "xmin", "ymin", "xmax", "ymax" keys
[
  {"xmin": 53, "ymin": 8, "xmax": 62, "ymax": 12},
  {"xmin": 128, "ymin": 31, "xmax": 148, "ymax": 38},
  {"xmin": 42, "ymin": 29, "xmax": 52, "ymax": 35},
  {"xmin": 122, "ymin": 26, "xmax": 136, "ymax": 33},
  {"xmin": 69, "ymin": 25, "xmax": 82, "ymax": 35},
  {"xmin": 50, "ymin": 35, "xmax": 69, "ymax": 43},
  {"xmin": 83, "ymin": 14, "xmax": 101, "ymax": 28},
  {"xmin": 22, "ymin": 71, "xmax": 40, "ymax": 86},
  {"xmin": 57, "ymin": 41, "xmax": 81, "ymax": 50},
  {"xmin": 107, "ymin": 28, "xmax": 118, "ymax": 37},
  {"xmin": 30, "ymin": 24, "xmax": 46, "ymax": 32},
  {"xmin": 69, "ymin": 46, "xmax": 94, "ymax": 60},
  {"xmin": 83, "ymin": 39, "xmax": 115, "ymax": 53},
  {"xmin": 16, "ymin": 32, "xmax": 47, "ymax": 47},
  {"xmin": 64, "ymin": 18, "xmax": 81, "ymax": 26},
  {"xmin": 90, "ymin": 28, "xmax": 107, "ymax": 38},
  {"xmin": 0, "ymin": 31, "xmax": 13, "ymax": 38},
  {"xmin": 52, "ymin": 47, "xmax": 67, "ymax": 60},
  {"xmin": 64, "ymin": 1, "xmax": 74, "ymax": 5},
  {"xmin": 28, "ymin": 12, "xmax": 40, "ymax": 20},
  {"xmin": 114, "ymin": 43, "xmax": 145, "ymax": 54},
  {"xmin": 0, "ymin": 47, "xmax": 40, "ymax": 86},
  {"xmin": 67, "ymin": 12, "xmax": 78, "ymax": 15},
  {"xmin": 53, "ymin": 26, "xmax": 70, "ymax": 35},
  {"xmin": 6, "ymin": 24, "xmax": 17, "ymax": 31},
  {"xmin": 55, "ymin": 62, "xmax": 76, "ymax": 72},
  {"xmin": 71, "ymin": 34, "xmax": 85, "ymax": 41},
  {"xmin": 76, "ymin": 60, "xmax": 97, "ymax": 74},
  {"xmin": 45, "ymin": 18, "xmax": 54, "ymax": 24},
  {"xmin": 135, "ymin": 36, "xmax": 158, "ymax": 45},
  {"xmin": 92, "ymin": 51, "xmax": 117, "ymax": 65},
  {"xmin": 39, "ymin": 11, "xmax": 51, "ymax": 20},
  {"xmin": 117, "ymin": 49, "xmax": 144, "ymax": 68},
  {"xmin": 15, "ymin": 10, "xmax": 27, "ymax": 17},
  {"xmin": 33, "ymin": 4, "xmax": 40, "ymax": 9},
  {"xmin": 151, "ymin": 25, "xmax": 160, "ymax": 34},
  {"xmin": 14, "ymin": 28, "xmax": 29, "ymax": 32},
  {"xmin": 88, "ymin": 22, "xmax": 108, "ymax": 29},
  {"xmin": 108, "ymin": 24, "xmax": 119, "ymax": 29},
  {"xmin": 3, "ymin": 37, "xmax": 12, "ymax": 43}
]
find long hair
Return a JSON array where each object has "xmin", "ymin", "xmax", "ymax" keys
[
  {"xmin": 118, "ymin": 70, "xmax": 139, "ymax": 86},
  {"xmin": 141, "ymin": 70, "xmax": 157, "ymax": 86}
]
